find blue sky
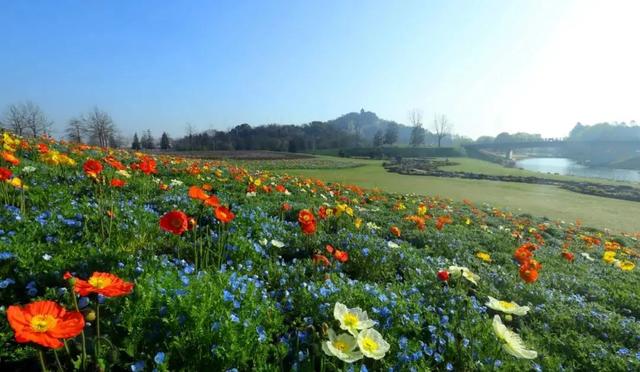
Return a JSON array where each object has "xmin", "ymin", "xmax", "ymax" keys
[{"xmin": 1, "ymin": 0, "xmax": 639, "ymax": 139}]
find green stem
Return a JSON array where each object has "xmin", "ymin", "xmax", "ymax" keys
[
  {"xmin": 38, "ymin": 349, "xmax": 48, "ymax": 372},
  {"xmin": 53, "ymin": 349, "xmax": 64, "ymax": 372},
  {"xmin": 95, "ymin": 303, "xmax": 101, "ymax": 360},
  {"xmin": 70, "ymin": 288, "xmax": 87, "ymax": 370}
]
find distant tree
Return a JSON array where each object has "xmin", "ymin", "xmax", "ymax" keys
[
  {"xmin": 84, "ymin": 107, "xmax": 116, "ymax": 147},
  {"xmin": 185, "ymin": 123, "xmax": 196, "ymax": 150},
  {"xmin": 408, "ymin": 109, "xmax": 425, "ymax": 147},
  {"xmin": 433, "ymin": 114, "xmax": 452, "ymax": 147},
  {"xmin": 372, "ymin": 129, "xmax": 384, "ymax": 147},
  {"xmin": 2, "ymin": 102, "xmax": 52, "ymax": 138},
  {"xmin": 131, "ymin": 133, "xmax": 141, "ymax": 150},
  {"xmin": 160, "ymin": 132, "xmax": 171, "ymax": 150},
  {"xmin": 475, "ymin": 136, "xmax": 495, "ymax": 144},
  {"xmin": 141, "ymin": 129, "xmax": 155, "ymax": 149},
  {"xmin": 65, "ymin": 117, "xmax": 86, "ymax": 143},
  {"xmin": 383, "ymin": 123, "xmax": 399, "ymax": 145}
]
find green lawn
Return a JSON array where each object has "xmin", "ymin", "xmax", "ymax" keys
[{"xmin": 280, "ymin": 160, "xmax": 640, "ymax": 233}]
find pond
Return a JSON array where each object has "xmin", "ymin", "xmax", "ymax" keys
[{"xmin": 515, "ymin": 157, "xmax": 640, "ymax": 183}]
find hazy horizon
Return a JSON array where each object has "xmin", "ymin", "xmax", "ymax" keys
[{"xmin": 2, "ymin": 0, "xmax": 639, "ymax": 140}]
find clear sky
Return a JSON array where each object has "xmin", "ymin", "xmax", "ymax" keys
[{"xmin": 1, "ymin": 0, "xmax": 639, "ymax": 140}]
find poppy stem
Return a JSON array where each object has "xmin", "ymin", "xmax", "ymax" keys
[
  {"xmin": 37, "ymin": 349, "xmax": 48, "ymax": 372},
  {"xmin": 53, "ymin": 349, "xmax": 64, "ymax": 372},
  {"xmin": 95, "ymin": 303, "xmax": 101, "ymax": 360},
  {"xmin": 69, "ymin": 287, "xmax": 87, "ymax": 370}
]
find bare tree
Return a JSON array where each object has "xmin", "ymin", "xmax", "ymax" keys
[
  {"xmin": 433, "ymin": 114, "xmax": 452, "ymax": 147},
  {"xmin": 185, "ymin": 122, "xmax": 196, "ymax": 150},
  {"xmin": 2, "ymin": 102, "xmax": 52, "ymax": 137},
  {"xmin": 84, "ymin": 107, "xmax": 116, "ymax": 148},
  {"xmin": 65, "ymin": 117, "xmax": 86, "ymax": 143},
  {"xmin": 2, "ymin": 104, "xmax": 27, "ymax": 135},
  {"xmin": 408, "ymin": 109, "xmax": 423, "ymax": 127}
]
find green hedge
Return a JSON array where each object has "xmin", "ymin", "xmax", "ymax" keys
[{"xmin": 339, "ymin": 146, "xmax": 466, "ymax": 159}]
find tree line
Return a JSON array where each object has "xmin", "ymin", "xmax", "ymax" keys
[{"xmin": 0, "ymin": 102, "xmax": 124, "ymax": 147}]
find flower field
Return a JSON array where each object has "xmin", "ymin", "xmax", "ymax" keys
[{"xmin": 1, "ymin": 131, "xmax": 640, "ymax": 371}]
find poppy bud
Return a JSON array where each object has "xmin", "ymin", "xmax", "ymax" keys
[{"xmin": 437, "ymin": 270, "xmax": 450, "ymax": 282}]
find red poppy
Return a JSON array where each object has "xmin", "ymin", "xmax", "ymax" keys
[
  {"xmin": 7, "ymin": 300, "xmax": 85, "ymax": 349},
  {"xmin": 276, "ymin": 184, "xmax": 286, "ymax": 193},
  {"xmin": 325, "ymin": 244, "xmax": 335, "ymax": 254},
  {"xmin": 139, "ymin": 157, "xmax": 157, "ymax": 175},
  {"xmin": 0, "ymin": 167, "xmax": 12, "ymax": 181},
  {"xmin": 312, "ymin": 254, "xmax": 331, "ymax": 267},
  {"xmin": 159, "ymin": 210, "xmax": 189, "ymax": 235},
  {"xmin": 318, "ymin": 206, "xmax": 328, "ymax": 220},
  {"xmin": 83, "ymin": 159, "xmax": 103, "ymax": 177},
  {"xmin": 298, "ymin": 209, "xmax": 317, "ymax": 235},
  {"xmin": 390, "ymin": 226, "xmax": 401, "ymax": 238},
  {"xmin": 188, "ymin": 186, "xmax": 209, "ymax": 200},
  {"xmin": 215, "ymin": 205, "xmax": 235, "ymax": 224},
  {"xmin": 110, "ymin": 178, "xmax": 126, "ymax": 188},
  {"xmin": 38, "ymin": 143, "xmax": 49, "ymax": 154},
  {"xmin": 281, "ymin": 202, "xmax": 292, "ymax": 211},
  {"xmin": 437, "ymin": 270, "xmax": 450, "ymax": 282},
  {"xmin": 562, "ymin": 251, "xmax": 575, "ymax": 262},
  {"xmin": 73, "ymin": 272, "xmax": 134, "ymax": 297}
]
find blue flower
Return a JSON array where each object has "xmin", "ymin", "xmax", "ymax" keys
[
  {"xmin": 131, "ymin": 360, "xmax": 145, "ymax": 371},
  {"xmin": 78, "ymin": 297, "xmax": 90, "ymax": 308},
  {"xmin": 360, "ymin": 364, "xmax": 368, "ymax": 372},
  {"xmin": 230, "ymin": 313, "xmax": 240, "ymax": 323},
  {"xmin": 0, "ymin": 278, "xmax": 16, "ymax": 288},
  {"xmin": 0, "ymin": 252, "xmax": 14, "ymax": 261},
  {"xmin": 257, "ymin": 325, "xmax": 267, "ymax": 342},
  {"xmin": 223, "ymin": 290, "xmax": 234, "ymax": 302},
  {"xmin": 154, "ymin": 352, "xmax": 165, "ymax": 365},
  {"xmin": 446, "ymin": 362, "xmax": 454, "ymax": 371},
  {"xmin": 617, "ymin": 348, "xmax": 630, "ymax": 356}
]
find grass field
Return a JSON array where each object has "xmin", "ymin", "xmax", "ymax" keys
[{"xmin": 281, "ymin": 159, "xmax": 640, "ymax": 233}]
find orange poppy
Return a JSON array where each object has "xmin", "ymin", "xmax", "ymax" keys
[
  {"xmin": 83, "ymin": 159, "xmax": 103, "ymax": 177},
  {"xmin": 204, "ymin": 195, "xmax": 221, "ymax": 207},
  {"xmin": 390, "ymin": 226, "xmax": 401, "ymax": 238},
  {"xmin": 298, "ymin": 209, "xmax": 316, "ymax": 235},
  {"xmin": 519, "ymin": 265, "xmax": 539, "ymax": 283},
  {"xmin": 110, "ymin": 178, "xmax": 126, "ymax": 188},
  {"xmin": 513, "ymin": 247, "xmax": 533, "ymax": 264},
  {"xmin": 73, "ymin": 272, "xmax": 134, "ymax": 297},
  {"xmin": 38, "ymin": 143, "xmax": 49, "ymax": 154},
  {"xmin": 188, "ymin": 186, "xmax": 209, "ymax": 200},
  {"xmin": 435, "ymin": 215, "xmax": 452, "ymax": 230},
  {"xmin": 202, "ymin": 183, "xmax": 213, "ymax": 191},
  {"xmin": 7, "ymin": 300, "xmax": 85, "ymax": 349},
  {"xmin": 159, "ymin": 210, "xmax": 189, "ymax": 235},
  {"xmin": 1, "ymin": 151, "xmax": 20, "ymax": 166},
  {"xmin": 333, "ymin": 249, "xmax": 349, "ymax": 263},
  {"xmin": 312, "ymin": 254, "xmax": 331, "ymax": 267},
  {"xmin": 215, "ymin": 205, "xmax": 235, "ymax": 224},
  {"xmin": 281, "ymin": 202, "xmax": 292, "ymax": 211}
]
